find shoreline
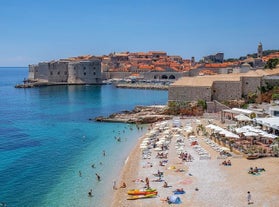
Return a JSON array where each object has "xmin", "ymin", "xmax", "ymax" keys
[
  {"xmin": 111, "ymin": 128, "xmax": 145, "ymax": 207},
  {"xmin": 115, "ymin": 83, "xmax": 169, "ymax": 90},
  {"xmin": 111, "ymin": 118, "xmax": 279, "ymax": 207}
]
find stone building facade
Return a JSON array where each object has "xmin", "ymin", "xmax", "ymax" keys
[
  {"xmin": 28, "ymin": 59, "xmax": 102, "ymax": 84},
  {"xmin": 169, "ymin": 68, "xmax": 279, "ymax": 102}
]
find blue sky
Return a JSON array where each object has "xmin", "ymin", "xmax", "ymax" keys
[{"xmin": 0, "ymin": 0, "xmax": 278, "ymax": 66}]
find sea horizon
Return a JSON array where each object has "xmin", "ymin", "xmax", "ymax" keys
[{"xmin": 0, "ymin": 67, "xmax": 168, "ymax": 206}]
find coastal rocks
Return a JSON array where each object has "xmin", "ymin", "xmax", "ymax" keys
[{"xmin": 93, "ymin": 105, "xmax": 172, "ymax": 124}]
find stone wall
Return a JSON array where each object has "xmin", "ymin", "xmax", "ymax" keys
[
  {"xmin": 168, "ymin": 85, "xmax": 212, "ymax": 102},
  {"xmin": 29, "ymin": 59, "xmax": 101, "ymax": 84},
  {"xmin": 102, "ymin": 71, "xmax": 188, "ymax": 80},
  {"xmin": 35, "ymin": 62, "xmax": 49, "ymax": 81},
  {"xmin": 48, "ymin": 61, "xmax": 68, "ymax": 83},
  {"xmin": 212, "ymin": 81, "xmax": 242, "ymax": 101},
  {"xmin": 262, "ymin": 76, "xmax": 279, "ymax": 87},
  {"xmin": 241, "ymin": 76, "xmax": 262, "ymax": 96},
  {"xmin": 206, "ymin": 100, "xmax": 231, "ymax": 113},
  {"xmin": 68, "ymin": 60, "xmax": 102, "ymax": 84},
  {"xmin": 28, "ymin": 65, "xmax": 36, "ymax": 80}
]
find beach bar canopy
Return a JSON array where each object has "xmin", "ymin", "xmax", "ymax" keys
[
  {"xmin": 206, "ymin": 124, "xmax": 240, "ymax": 139},
  {"xmin": 234, "ymin": 125, "xmax": 278, "ymax": 139},
  {"xmin": 235, "ymin": 114, "xmax": 251, "ymax": 122},
  {"xmin": 254, "ymin": 117, "xmax": 279, "ymax": 130}
]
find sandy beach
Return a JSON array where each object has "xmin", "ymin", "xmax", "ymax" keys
[{"xmin": 111, "ymin": 118, "xmax": 279, "ymax": 207}]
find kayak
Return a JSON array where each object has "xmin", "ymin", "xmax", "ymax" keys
[
  {"xmin": 127, "ymin": 189, "xmax": 157, "ymax": 195},
  {"xmin": 127, "ymin": 193, "xmax": 157, "ymax": 200}
]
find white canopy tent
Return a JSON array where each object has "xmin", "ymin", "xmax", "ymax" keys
[
  {"xmin": 235, "ymin": 114, "xmax": 251, "ymax": 122},
  {"xmin": 234, "ymin": 125, "xmax": 278, "ymax": 139},
  {"xmin": 206, "ymin": 124, "xmax": 240, "ymax": 139},
  {"xmin": 254, "ymin": 117, "xmax": 279, "ymax": 130}
]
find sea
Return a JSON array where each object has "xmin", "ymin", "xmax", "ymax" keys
[{"xmin": 0, "ymin": 67, "xmax": 168, "ymax": 207}]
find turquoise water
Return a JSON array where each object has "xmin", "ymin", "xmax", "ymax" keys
[{"xmin": 0, "ymin": 67, "xmax": 168, "ymax": 207}]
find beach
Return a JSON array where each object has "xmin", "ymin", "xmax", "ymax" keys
[{"xmin": 111, "ymin": 118, "xmax": 279, "ymax": 207}]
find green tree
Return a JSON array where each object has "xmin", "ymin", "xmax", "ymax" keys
[
  {"xmin": 272, "ymin": 93, "xmax": 279, "ymax": 100},
  {"xmin": 197, "ymin": 99, "xmax": 207, "ymax": 110},
  {"xmin": 265, "ymin": 58, "xmax": 279, "ymax": 69}
]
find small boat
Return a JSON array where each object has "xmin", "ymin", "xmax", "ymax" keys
[
  {"xmin": 127, "ymin": 189, "xmax": 157, "ymax": 195},
  {"xmin": 127, "ymin": 193, "xmax": 157, "ymax": 200}
]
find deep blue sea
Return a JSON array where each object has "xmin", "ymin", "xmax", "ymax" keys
[{"xmin": 0, "ymin": 67, "xmax": 168, "ymax": 207}]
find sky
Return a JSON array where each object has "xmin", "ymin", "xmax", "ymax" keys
[{"xmin": 0, "ymin": 0, "xmax": 279, "ymax": 66}]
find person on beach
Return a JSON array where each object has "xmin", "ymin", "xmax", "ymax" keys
[
  {"xmin": 95, "ymin": 173, "xmax": 101, "ymax": 181},
  {"xmin": 145, "ymin": 177, "xmax": 150, "ymax": 189},
  {"xmin": 113, "ymin": 181, "xmax": 117, "ymax": 190},
  {"xmin": 120, "ymin": 182, "xmax": 126, "ymax": 188},
  {"xmin": 91, "ymin": 164, "xmax": 95, "ymax": 168},
  {"xmin": 247, "ymin": 191, "xmax": 253, "ymax": 204},
  {"xmin": 163, "ymin": 181, "xmax": 168, "ymax": 188},
  {"xmin": 79, "ymin": 170, "xmax": 82, "ymax": 177},
  {"xmin": 103, "ymin": 150, "xmax": 106, "ymax": 156},
  {"xmin": 88, "ymin": 189, "xmax": 93, "ymax": 197}
]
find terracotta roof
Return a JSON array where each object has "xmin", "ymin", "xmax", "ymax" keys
[{"xmin": 154, "ymin": 67, "xmax": 165, "ymax": 71}]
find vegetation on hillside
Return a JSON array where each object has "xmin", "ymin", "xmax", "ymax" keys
[
  {"xmin": 166, "ymin": 100, "xmax": 205, "ymax": 116},
  {"xmin": 246, "ymin": 50, "xmax": 279, "ymax": 58},
  {"xmin": 225, "ymin": 50, "xmax": 279, "ymax": 62},
  {"xmin": 264, "ymin": 58, "xmax": 279, "ymax": 69}
]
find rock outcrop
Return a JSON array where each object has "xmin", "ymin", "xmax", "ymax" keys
[{"xmin": 93, "ymin": 105, "xmax": 172, "ymax": 124}]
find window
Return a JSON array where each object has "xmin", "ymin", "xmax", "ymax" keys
[
  {"xmin": 57, "ymin": 72, "xmax": 60, "ymax": 75},
  {"xmin": 246, "ymin": 82, "xmax": 249, "ymax": 85},
  {"xmin": 93, "ymin": 72, "xmax": 96, "ymax": 75},
  {"xmin": 84, "ymin": 72, "xmax": 86, "ymax": 76},
  {"xmin": 50, "ymin": 71, "xmax": 53, "ymax": 75}
]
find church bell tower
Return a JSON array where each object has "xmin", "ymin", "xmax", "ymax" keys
[{"xmin": 257, "ymin": 42, "xmax": 263, "ymax": 58}]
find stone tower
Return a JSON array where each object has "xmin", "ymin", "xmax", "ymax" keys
[{"xmin": 257, "ymin": 42, "xmax": 263, "ymax": 58}]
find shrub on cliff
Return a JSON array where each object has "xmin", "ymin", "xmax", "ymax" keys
[
  {"xmin": 264, "ymin": 58, "xmax": 279, "ymax": 69},
  {"xmin": 166, "ymin": 101, "xmax": 204, "ymax": 116}
]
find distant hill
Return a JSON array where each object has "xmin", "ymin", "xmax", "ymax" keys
[
  {"xmin": 224, "ymin": 50, "xmax": 279, "ymax": 62},
  {"xmin": 246, "ymin": 50, "xmax": 279, "ymax": 58}
]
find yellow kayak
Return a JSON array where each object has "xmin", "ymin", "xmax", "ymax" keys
[
  {"xmin": 127, "ymin": 189, "xmax": 157, "ymax": 195},
  {"xmin": 127, "ymin": 193, "xmax": 157, "ymax": 200}
]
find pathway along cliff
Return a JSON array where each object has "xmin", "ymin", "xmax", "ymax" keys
[{"xmin": 92, "ymin": 105, "xmax": 172, "ymax": 124}]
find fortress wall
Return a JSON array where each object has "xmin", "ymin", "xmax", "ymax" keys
[
  {"xmin": 68, "ymin": 60, "xmax": 102, "ymax": 84},
  {"xmin": 262, "ymin": 76, "xmax": 279, "ymax": 88},
  {"xmin": 28, "ymin": 65, "xmax": 36, "ymax": 80},
  {"xmin": 168, "ymin": 85, "xmax": 212, "ymax": 102},
  {"xmin": 48, "ymin": 61, "xmax": 68, "ymax": 83},
  {"xmin": 212, "ymin": 81, "xmax": 241, "ymax": 101},
  {"xmin": 242, "ymin": 77, "xmax": 262, "ymax": 96},
  {"xmin": 35, "ymin": 62, "xmax": 49, "ymax": 81}
]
